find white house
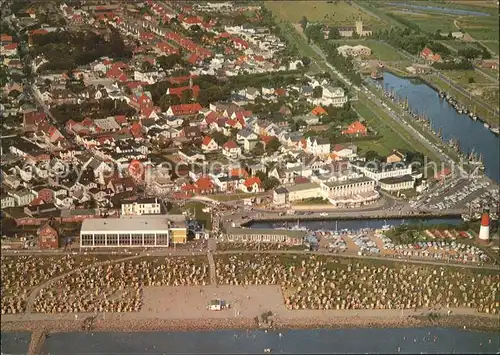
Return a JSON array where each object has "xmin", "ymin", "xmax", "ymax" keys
[
  {"xmin": 201, "ymin": 136, "xmax": 219, "ymax": 152},
  {"xmin": 222, "ymin": 140, "xmax": 241, "ymax": 159},
  {"xmin": 121, "ymin": 198, "xmax": 162, "ymax": 216},
  {"xmin": 308, "ymin": 85, "xmax": 348, "ymax": 107},
  {"xmin": 306, "ymin": 137, "xmax": 331, "ymax": 156}
]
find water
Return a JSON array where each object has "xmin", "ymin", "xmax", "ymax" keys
[
  {"xmin": 0, "ymin": 332, "xmax": 31, "ymax": 355},
  {"xmin": 382, "ymin": 72, "xmax": 500, "ymax": 182},
  {"xmin": 248, "ymin": 217, "xmax": 462, "ymax": 231},
  {"xmin": 0, "ymin": 328, "xmax": 488, "ymax": 354},
  {"xmin": 386, "ymin": 2, "xmax": 491, "ymax": 16}
]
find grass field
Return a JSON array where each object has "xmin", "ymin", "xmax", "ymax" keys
[
  {"xmin": 353, "ymin": 100, "xmax": 416, "ymax": 156},
  {"xmin": 444, "ymin": 69, "xmax": 496, "ymax": 85},
  {"xmin": 438, "ymin": 40, "xmax": 481, "ymax": 52},
  {"xmin": 264, "ymin": 0, "xmax": 386, "ymax": 28},
  {"xmin": 330, "ymin": 39, "xmax": 408, "ymax": 61},
  {"xmin": 480, "ymin": 40, "xmax": 499, "ymax": 54},
  {"xmin": 457, "ymin": 16, "xmax": 499, "ymax": 41},
  {"xmin": 208, "ymin": 192, "xmax": 267, "ymax": 201}
]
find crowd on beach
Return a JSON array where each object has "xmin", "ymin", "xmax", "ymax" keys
[
  {"xmin": 31, "ymin": 256, "xmax": 209, "ymax": 314},
  {"xmin": 1, "ymin": 255, "xmax": 109, "ymax": 315},
  {"xmin": 215, "ymin": 254, "xmax": 499, "ymax": 314}
]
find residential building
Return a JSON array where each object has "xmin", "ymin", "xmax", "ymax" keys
[
  {"xmin": 306, "ymin": 137, "xmax": 331, "ymax": 156},
  {"xmin": 37, "ymin": 222, "xmax": 59, "ymax": 249},
  {"xmin": 386, "ymin": 150, "xmax": 406, "ymax": 163},
  {"xmin": 342, "ymin": 121, "xmax": 367, "ymax": 136},
  {"xmin": 11, "ymin": 189, "xmax": 36, "ymax": 206},
  {"xmin": 1, "ymin": 195, "xmax": 15, "ymax": 209},
  {"xmin": 222, "ymin": 140, "xmax": 241, "ymax": 159},
  {"xmin": 121, "ymin": 198, "xmax": 162, "ymax": 216}
]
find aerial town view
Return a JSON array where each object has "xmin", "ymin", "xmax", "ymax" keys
[{"xmin": 0, "ymin": 0, "xmax": 499, "ymax": 354}]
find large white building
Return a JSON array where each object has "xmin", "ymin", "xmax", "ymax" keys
[
  {"xmin": 350, "ymin": 161, "xmax": 412, "ymax": 181},
  {"xmin": 273, "ymin": 182, "xmax": 322, "ymax": 206},
  {"xmin": 379, "ymin": 175, "xmax": 415, "ymax": 191},
  {"xmin": 79, "ymin": 215, "xmax": 187, "ymax": 248},
  {"xmin": 121, "ymin": 198, "xmax": 162, "ymax": 216},
  {"xmin": 308, "ymin": 85, "xmax": 348, "ymax": 107},
  {"xmin": 320, "ymin": 177, "xmax": 375, "ymax": 197},
  {"xmin": 337, "ymin": 45, "xmax": 372, "ymax": 58}
]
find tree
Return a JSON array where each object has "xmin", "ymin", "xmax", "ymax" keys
[
  {"xmin": 141, "ymin": 61, "xmax": 153, "ymax": 72},
  {"xmin": 328, "ymin": 27, "xmax": 341, "ymax": 39},
  {"xmin": 313, "ymin": 86, "xmax": 323, "ymax": 98},
  {"xmin": 159, "ymin": 94, "xmax": 180, "ymax": 111},
  {"xmin": 301, "ymin": 56, "xmax": 311, "ymax": 67},
  {"xmin": 252, "ymin": 142, "xmax": 265, "ymax": 156},
  {"xmin": 180, "ymin": 89, "xmax": 192, "ymax": 103},
  {"xmin": 365, "ymin": 150, "xmax": 382, "ymax": 161},
  {"xmin": 300, "ymin": 16, "xmax": 308, "ymax": 31},
  {"xmin": 265, "ymin": 139, "xmax": 281, "ymax": 154},
  {"xmin": 256, "ymin": 170, "xmax": 267, "ymax": 182},
  {"xmin": 263, "ymin": 177, "xmax": 280, "ymax": 191},
  {"xmin": 468, "ymin": 77, "xmax": 475, "ymax": 84},
  {"xmin": 212, "ymin": 131, "xmax": 228, "ymax": 146}
]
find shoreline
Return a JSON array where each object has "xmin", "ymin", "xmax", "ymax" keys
[{"xmin": 2, "ymin": 313, "xmax": 498, "ymax": 334}]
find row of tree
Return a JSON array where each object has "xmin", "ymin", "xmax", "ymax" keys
[{"xmin": 32, "ymin": 28, "xmax": 132, "ymax": 72}]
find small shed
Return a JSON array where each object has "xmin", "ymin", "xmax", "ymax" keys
[{"xmin": 208, "ymin": 299, "xmax": 227, "ymax": 311}]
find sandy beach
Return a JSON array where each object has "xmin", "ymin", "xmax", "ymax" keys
[{"xmin": 2, "ymin": 285, "xmax": 498, "ymax": 334}]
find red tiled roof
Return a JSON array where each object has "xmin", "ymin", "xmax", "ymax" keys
[
  {"xmin": 195, "ymin": 176, "xmax": 213, "ymax": 191},
  {"xmin": 223, "ymin": 140, "xmax": 238, "ymax": 150},
  {"xmin": 311, "ymin": 106, "xmax": 327, "ymax": 116},
  {"xmin": 169, "ymin": 103, "xmax": 202, "ymax": 116},
  {"xmin": 201, "ymin": 136, "xmax": 213, "ymax": 146},
  {"xmin": 244, "ymin": 176, "xmax": 261, "ymax": 188}
]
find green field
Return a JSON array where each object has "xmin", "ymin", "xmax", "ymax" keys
[
  {"xmin": 444, "ymin": 69, "xmax": 496, "ymax": 85},
  {"xmin": 480, "ymin": 40, "xmax": 499, "ymax": 54},
  {"xmin": 330, "ymin": 39, "xmax": 408, "ymax": 61},
  {"xmin": 264, "ymin": 0, "xmax": 386, "ymax": 29},
  {"xmin": 353, "ymin": 100, "xmax": 415, "ymax": 156}
]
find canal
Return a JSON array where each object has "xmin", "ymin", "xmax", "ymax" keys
[
  {"xmin": 381, "ymin": 72, "xmax": 500, "ymax": 182},
  {"xmin": 249, "ymin": 217, "xmax": 463, "ymax": 231}
]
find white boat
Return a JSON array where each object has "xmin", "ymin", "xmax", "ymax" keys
[
  {"xmin": 382, "ymin": 220, "xmax": 392, "ymax": 230},
  {"xmin": 472, "ymin": 116, "xmax": 477, "ymax": 121},
  {"xmin": 490, "ymin": 126, "xmax": 499, "ymax": 135},
  {"xmin": 484, "ymin": 122, "xmax": 490, "ymax": 129}
]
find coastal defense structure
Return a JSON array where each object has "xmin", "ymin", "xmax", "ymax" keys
[{"xmin": 478, "ymin": 210, "xmax": 490, "ymax": 244}]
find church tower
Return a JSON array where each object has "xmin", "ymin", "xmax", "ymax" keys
[
  {"xmin": 355, "ymin": 19, "xmax": 363, "ymax": 36},
  {"xmin": 189, "ymin": 75, "xmax": 193, "ymax": 89}
]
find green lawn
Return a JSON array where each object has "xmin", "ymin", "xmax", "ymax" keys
[
  {"xmin": 330, "ymin": 39, "xmax": 408, "ymax": 61},
  {"xmin": 458, "ymin": 16, "xmax": 499, "ymax": 41},
  {"xmin": 444, "ymin": 69, "xmax": 496, "ymax": 86},
  {"xmin": 208, "ymin": 192, "xmax": 268, "ymax": 201},
  {"xmin": 353, "ymin": 100, "xmax": 413, "ymax": 156},
  {"xmin": 264, "ymin": 0, "xmax": 386, "ymax": 29},
  {"xmin": 480, "ymin": 41, "xmax": 499, "ymax": 54}
]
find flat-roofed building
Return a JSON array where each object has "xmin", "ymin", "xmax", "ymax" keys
[
  {"xmin": 79, "ymin": 214, "xmax": 187, "ymax": 248},
  {"xmin": 223, "ymin": 227, "xmax": 305, "ymax": 245},
  {"xmin": 350, "ymin": 160, "xmax": 412, "ymax": 181},
  {"xmin": 273, "ymin": 182, "xmax": 323, "ymax": 206},
  {"xmin": 379, "ymin": 175, "xmax": 415, "ymax": 191},
  {"xmin": 320, "ymin": 177, "xmax": 375, "ymax": 197}
]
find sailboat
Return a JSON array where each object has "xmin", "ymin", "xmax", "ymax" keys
[
  {"xmin": 334, "ymin": 221, "xmax": 339, "ymax": 236},
  {"xmin": 382, "ymin": 220, "xmax": 392, "ymax": 230}
]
